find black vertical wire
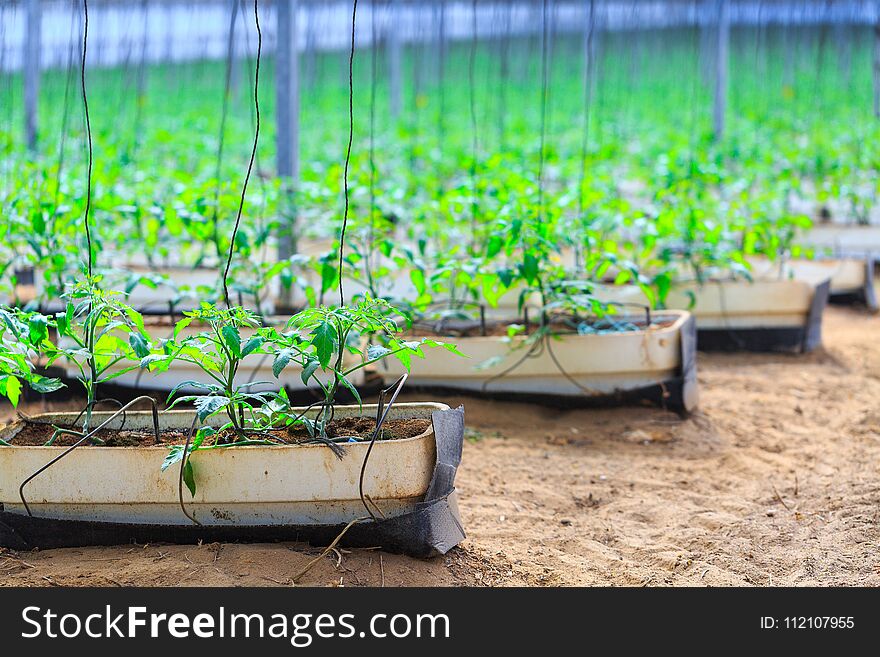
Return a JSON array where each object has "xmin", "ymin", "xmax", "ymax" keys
[
  {"xmin": 497, "ymin": 2, "xmax": 511, "ymax": 151},
  {"xmin": 435, "ymin": 0, "xmax": 446, "ymax": 200},
  {"xmin": 687, "ymin": 0, "xmax": 700, "ymax": 177},
  {"xmin": 577, "ymin": 0, "xmax": 596, "ymax": 272},
  {"xmin": 52, "ymin": 12, "xmax": 79, "ymax": 224},
  {"xmin": 367, "ymin": 0, "xmax": 379, "ymax": 294},
  {"xmin": 222, "ymin": 0, "xmax": 261, "ymax": 308},
  {"xmin": 339, "ymin": 0, "xmax": 359, "ymax": 307},
  {"xmin": 468, "ymin": 0, "xmax": 478, "ymax": 252},
  {"xmin": 237, "ymin": 0, "xmax": 268, "ymax": 246},
  {"xmin": 81, "ymin": 0, "xmax": 94, "ymax": 278},
  {"xmin": 537, "ymin": 0, "xmax": 550, "ymax": 226},
  {"xmin": 211, "ymin": 0, "xmax": 240, "ymax": 264}
]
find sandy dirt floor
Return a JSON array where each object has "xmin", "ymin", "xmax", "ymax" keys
[{"xmin": 1, "ymin": 302, "xmax": 879, "ymax": 587}]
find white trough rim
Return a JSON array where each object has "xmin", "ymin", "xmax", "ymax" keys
[
  {"xmin": 747, "ymin": 256, "xmax": 869, "ymax": 295},
  {"xmin": 593, "ymin": 277, "xmax": 825, "ymax": 330},
  {"xmin": 801, "ymin": 224, "xmax": 880, "ymax": 259},
  {"xmin": 379, "ymin": 310, "xmax": 691, "ymax": 397}
]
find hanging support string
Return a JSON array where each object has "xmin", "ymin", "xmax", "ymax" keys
[
  {"xmin": 576, "ymin": 0, "xmax": 596, "ymax": 272},
  {"xmin": 338, "ymin": 0, "xmax": 359, "ymax": 307},
  {"xmin": 467, "ymin": 0, "xmax": 478, "ymax": 253},
  {"xmin": 210, "ymin": 0, "xmax": 239, "ymax": 266},
  {"xmin": 537, "ymin": 0, "xmax": 550, "ymax": 228},
  {"xmin": 222, "ymin": 0, "xmax": 262, "ymax": 309},
  {"xmin": 81, "ymin": 0, "xmax": 94, "ymax": 278},
  {"xmin": 365, "ymin": 0, "xmax": 379, "ymax": 297}
]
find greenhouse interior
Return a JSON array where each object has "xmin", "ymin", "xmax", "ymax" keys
[{"xmin": 0, "ymin": 0, "xmax": 878, "ymax": 593}]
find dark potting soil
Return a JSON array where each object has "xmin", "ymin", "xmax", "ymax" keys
[{"xmin": 7, "ymin": 417, "xmax": 431, "ymax": 447}]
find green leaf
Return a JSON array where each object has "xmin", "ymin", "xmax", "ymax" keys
[
  {"xmin": 410, "ymin": 269, "xmax": 427, "ymax": 296},
  {"xmin": 394, "ymin": 348, "xmax": 412, "ymax": 371},
  {"xmin": 486, "ymin": 234, "xmax": 502, "ymax": 258},
  {"xmin": 27, "ymin": 374, "xmax": 65, "ymax": 393},
  {"xmin": 221, "ymin": 325, "xmax": 242, "ymax": 359},
  {"xmin": 194, "ymin": 395, "xmax": 230, "ymax": 421},
  {"xmin": 28, "ymin": 315, "xmax": 48, "ymax": 345},
  {"xmin": 272, "ymin": 349, "xmax": 294, "ymax": 378},
  {"xmin": 241, "ymin": 336, "xmax": 264, "ymax": 357},
  {"xmin": 338, "ymin": 375, "xmax": 362, "ymax": 409},
  {"xmin": 172, "ymin": 316, "xmax": 193, "ymax": 340},
  {"xmin": 367, "ymin": 344, "xmax": 391, "ymax": 361},
  {"xmin": 140, "ymin": 354, "xmax": 168, "ymax": 369},
  {"xmin": 301, "ymin": 358, "xmax": 321, "ymax": 385},
  {"xmin": 124, "ymin": 305, "xmax": 147, "ymax": 336},
  {"xmin": 443, "ymin": 342, "xmax": 467, "ymax": 357},
  {"xmin": 320, "ymin": 261, "xmax": 338, "ymax": 293},
  {"xmin": 161, "ymin": 445, "xmax": 186, "ymax": 471},
  {"xmin": 1, "ymin": 376, "xmax": 22, "ymax": 407},
  {"xmin": 312, "ymin": 321, "xmax": 337, "ymax": 369},
  {"xmin": 167, "ymin": 379, "xmax": 216, "ymax": 400},
  {"xmin": 129, "ymin": 333, "xmax": 150, "ymax": 359},
  {"xmin": 522, "ymin": 253, "xmax": 540, "ymax": 285},
  {"xmin": 183, "ymin": 460, "xmax": 196, "ymax": 498},
  {"xmin": 497, "ymin": 268, "xmax": 515, "ymax": 289},
  {"xmin": 31, "ymin": 210, "xmax": 46, "ymax": 235}
]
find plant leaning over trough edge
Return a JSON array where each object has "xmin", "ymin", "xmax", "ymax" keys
[
  {"xmin": 0, "ymin": 308, "xmax": 65, "ymax": 430},
  {"xmin": 263, "ymin": 296, "xmax": 465, "ymax": 454}
]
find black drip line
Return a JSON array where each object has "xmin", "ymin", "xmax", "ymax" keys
[{"xmin": 222, "ymin": 0, "xmax": 262, "ymax": 309}]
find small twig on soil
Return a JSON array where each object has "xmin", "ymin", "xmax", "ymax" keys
[
  {"xmin": 794, "ymin": 473, "xmax": 799, "ymax": 497},
  {"xmin": 330, "ymin": 548, "xmax": 343, "ymax": 569},
  {"xmin": 0, "ymin": 553, "xmax": 36, "ymax": 569},
  {"xmin": 291, "ymin": 517, "xmax": 368, "ymax": 583},
  {"xmin": 380, "ymin": 554, "xmax": 385, "ymax": 588},
  {"xmin": 772, "ymin": 484, "xmax": 791, "ymax": 510}
]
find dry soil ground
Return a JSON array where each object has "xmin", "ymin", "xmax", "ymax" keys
[{"xmin": 1, "ymin": 302, "xmax": 879, "ymax": 587}]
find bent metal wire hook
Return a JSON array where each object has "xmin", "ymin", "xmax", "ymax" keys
[
  {"xmin": 18, "ymin": 395, "xmax": 161, "ymax": 516},
  {"xmin": 605, "ymin": 301, "xmax": 653, "ymax": 327},
  {"xmin": 358, "ymin": 372, "xmax": 409, "ymax": 521}
]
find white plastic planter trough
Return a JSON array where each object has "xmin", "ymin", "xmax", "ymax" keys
[
  {"xmin": 116, "ymin": 264, "xmax": 274, "ymax": 315},
  {"xmin": 32, "ymin": 264, "xmax": 273, "ymax": 315},
  {"xmin": 801, "ymin": 224, "xmax": 880, "ymax": 260},
  {"xmin": 749, "ymin": 257, "xmax": 877, "ymax": 312},
  {"xmin": 0, "ymin": 404, "xmax": 466, "ymax": 556},
  {"xmin": 380, "ymin": 310, "xmax": 699, "ymax": 412},
  {"xmin": 599, "ymin": 276, "xmax": 831, "ymax": 353}
]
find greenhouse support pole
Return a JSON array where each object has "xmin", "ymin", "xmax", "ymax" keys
[
  {"xmin": 276, "ymin": 0, "xmax": 300, "ymax": 266},
  {"xmin": 389, "ymin": 0, "xmax": 403, "ymax": 120},
  {"xmin": 583, "ymin": 0, "xmax": 595, "ymax": 90},
  {"xmin": 24, "ymin": 0, "xmax": 41, "ymax": 152},
  {"xmin": 713, "ymin": 0, "xmax": 729, "ymax": 141},
  {"xmin": 226, "ymin": 0, "xmax": 240, "ymax": 94}
]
